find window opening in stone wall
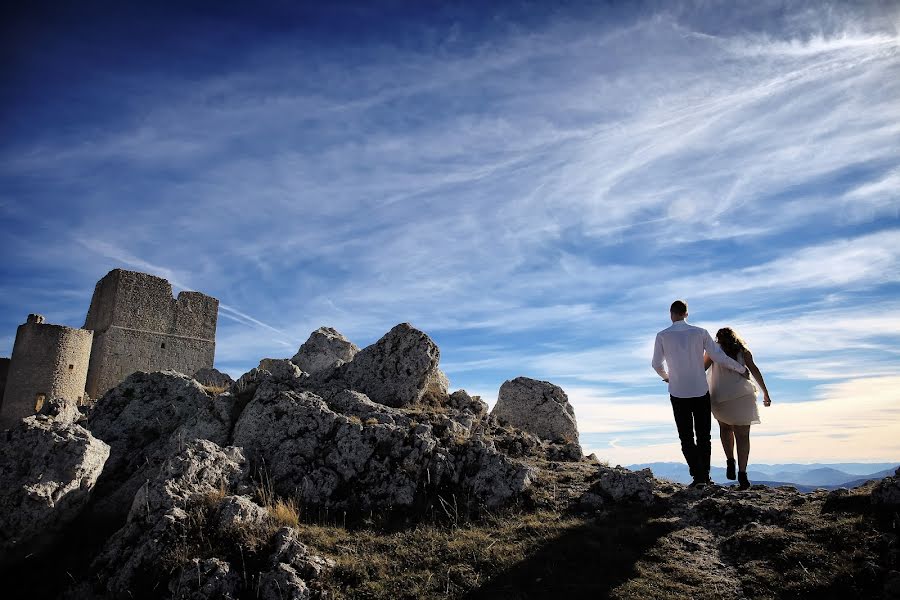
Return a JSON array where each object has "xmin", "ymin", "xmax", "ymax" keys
[
  {"xmin": 34, "ymin": 393, "xmax": 46, "ymax": 412},
  {"xmin": 69, "ymin": 364, "xmax": 74, "ymax": 370},
  {"xmin": 161, "ymin": 342, "xmax": 166, "ymax": 349}
]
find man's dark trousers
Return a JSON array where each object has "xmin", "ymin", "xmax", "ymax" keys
[{"xmin": 670, "ymin": 392, "xmax": 712, "ymax": 480}]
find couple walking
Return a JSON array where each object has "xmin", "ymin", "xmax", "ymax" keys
[{"xmin": 652, "ymin": 300, "xmax": 772, "ymax": 489}]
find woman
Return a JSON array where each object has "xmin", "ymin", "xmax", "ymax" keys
[{"xmin": 704, "ymin": 327, "xmax": 771, "ymax": 490}]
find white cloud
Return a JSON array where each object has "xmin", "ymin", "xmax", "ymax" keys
[
  {"xmin": 3, "ymin": 5, "xmax": 900, "ymax": 463},
  {"xmin": 582, "ymin": 376, "xmax": 900, "ymax": 465}
]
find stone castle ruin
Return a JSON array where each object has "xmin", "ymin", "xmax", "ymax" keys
[
  {"xmin": 0, "ymin": 269, "xmax": 218, "ymax": 428},
  {"xmin": 0, "ymin": 314, "xmax": 93, "ymax": 427},
  {"xmin": 83, "ymin": 269, "xmax": 218, "ymax": 400}
]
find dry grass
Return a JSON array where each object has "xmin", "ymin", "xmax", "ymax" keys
[
  {"xmin": 201, "ymin": 384, "xmax": 229, "ymax": 396},
  {"xmin": 292, "ymin": 509, "xmax": 588, "ymax": 599},
  {"xmin": 269, "ymin": 497, "xmax": 301, "ymax": 528}
]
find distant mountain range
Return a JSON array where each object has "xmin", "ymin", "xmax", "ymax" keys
[{"xmin": 627, "ymin": 462, "xmax": 899, "ymax": 491}]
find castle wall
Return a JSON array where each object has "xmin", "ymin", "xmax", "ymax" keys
[
  {"xmin": 84, "ymin": 269, "xmax": 218, "ymax": 399},
  {"xmin": 0, "ymin": 315, "xmax": 92, "ymax": 429},
  {"xmin": 85, "ymin": 327, "xmax": 215, "ymax": 400},
  {"xmin": 0, "ymin": 358, "xmax": 10, "ymax": 414}
]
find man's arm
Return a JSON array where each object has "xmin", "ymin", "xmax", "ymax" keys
[
  {"xmin": 652, "ymin": 334, "xmax": 669, "ymax": 381},
  {"xmin": 703, "ymin": 331, "xmax": 747, "ymax": 374}
]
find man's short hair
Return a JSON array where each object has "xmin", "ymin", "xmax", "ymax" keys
[{"xmin": 670, "ymin": 300, "xmax": 688, "ymax": 315}]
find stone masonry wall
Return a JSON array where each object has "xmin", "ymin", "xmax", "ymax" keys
[
  {"xmin": 86, "ymin": 328, "xmax": 214, "ymax": 397},
  {"xmin": 0, "ymin": 358, "xmax": 10, "ymax": 415},
  {"xmin": 84, "ymin": 269, "xmax": 218, "ymax": 399},
  {"xmin": 0, "ymin": 315, "xmax": 92, "ymax": 429}
]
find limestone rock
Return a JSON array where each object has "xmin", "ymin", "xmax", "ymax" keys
[
  {"xmin": 492, "ymin": 377, "xmax": 581, "ymax": 449},
  {"xmin": 871, "ymin": 468, "xmax": 900, "ymax": 506},
  {"xmin": 257, "ymin": 527, "xmax": 334, "ymax": 599},
  {"xmin": 192, "ymin": 367, "xmax": 234, "ymax": 389},
  {"xmin": 90, "ymin": 440, "xmax": 249, "ymax": 595},
  {"xmin": 231, "ymin": 361, "xmax": 308, "ymax": 403},
  {"xmin": 591, "ymin": 466, "xmax": 656, "ymax": 505},
  {"xmin": 448, "ymin": 389, "xmax": 489, "ymax": 419},
  {"xmin": 169, "ymin": 558, "xmax": 241, "ymax": 599},
  {"xmin": 37, "ymin": 396, "xmax": 82, "ymax": 425},
  {"xmin": 326, "ymin": 389, "xmax": 404, "ymax": 425},
  {"xmin": 458, "ymin": 438, "xmax": 535, "ymax": 505},
  {"xmin": 232, "ymin": 384, "xmax": 531, "ymax": 509},
  {"xmin": 291, "ymin": 326, "xmax": 359, "ymax": 374},
  {"xmin": 86, "ymin": 370, "xmax": 240, "ymax": 519},
  {"xmin": 338, "ymin": 323, "xmax": 448, "ymax": 408},
  {"xmin": 0, "ymin": 413, "xmax": 109, "ymax": 558},
  {"xmin": 216, "ymin": 494, "xmax": 270, "ymax": 536}
]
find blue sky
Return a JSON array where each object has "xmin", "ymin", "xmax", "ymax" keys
[{"xmin": 2, "ymin": 0, "xmax": 899, "ymax": 465}]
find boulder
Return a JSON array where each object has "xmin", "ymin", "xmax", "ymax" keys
[
  {"xmin": 86, "ymin": 371, "xmax": 241, "ymax": 519},
  {"xmin": 291, "ymin": 326, "xmax": 359, "ymax": 374},
  {"xmin": 192, "ymin": 367, "xmax": 234, "ymax": 389},
  {"xmin": 448, "ymin": 389, "xmax": 489, "ymax": 420},
  {"xmin": 0, "ymin": 413, "xmax": 109, "ymax": 559},
  {"xmin": 591, "ymin": 466, "xmax": 656, "ymax": 505},
  {"xmin": 338, "ymin": 323, "xmax": 448, "ymax": 408},
  {"xmin": 491, "ymin": 377, "xmax": 581, "ymax": 450}
]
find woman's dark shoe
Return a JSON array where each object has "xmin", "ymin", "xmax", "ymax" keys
[
  {"xmin": 726, "ymin": 459, "xmax": 737, "ymax": 480},
  {"xmin": 738, "ymin": 471, "xmax": 751, "ymax": 490}
]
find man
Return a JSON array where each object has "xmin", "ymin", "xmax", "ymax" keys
[{"xmin": 652, "ymin": 300, "xmax": 747, "ymax": 487}]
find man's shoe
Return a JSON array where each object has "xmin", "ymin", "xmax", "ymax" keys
[
  {"xmin": 726, "ymin": 459, "xmax": 737, "ymax": 480},
  {"xmin": 689, "ymin": 476, "xmax": 712, "ymax": 488},
  {"xmin": 738, "ymin": 471, "xmax": 751, "ymax": 490}
]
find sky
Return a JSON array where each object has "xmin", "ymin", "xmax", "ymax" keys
[{"xmin": 2, "ymin": 0, "xmax": 899, "ymax": 466}]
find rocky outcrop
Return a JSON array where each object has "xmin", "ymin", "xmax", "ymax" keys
[
  {"xmin": 192, "ymin": 367, "xmax": 234, "ymax": 389},
  {"xmin": 338, "ymin": 323, "xmax": 448, "ymax": 407},
  {"xmin": 232, "ymin": 385, "xmax": 532, "ymax": 510},
  {"xmin": 580, "ymin": 466, "xmax": 656, "ymax": 507},
  {"xmin": 871, "ymin": 467, "xmax": 900, "ymax": 506},
  {"xmin": 231, "ymin": 361, "xmax": 309, "ymax": 403},
  {"xmin": 291, "ymin": 326, "xmax": 360, "ymax": 375},
  {"xmin": 96, "ymin": 440, "xmax": 243, "ymax": 588},
  {"xmin": 0, "ymin": 412, "xmax": 109, "ymax": 558},
  {"xmin": 492, "ymin": 377, "xmax": 581, "ymax": 451},
  {"xmin": 83, "ymin": 439, "xmax": 330, "ymax": 599},
  {"xmin": 86, "ymin": 371, "xmax": 240, "ymax": 518}
]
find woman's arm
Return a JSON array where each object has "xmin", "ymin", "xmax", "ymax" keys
[
  {"xmin": 703, "ymin": 352, "xmax": 713, "ymax": 371},
  {"xmin": 744, "ymin": 350, "xmax": 771, "ymax": 406}
]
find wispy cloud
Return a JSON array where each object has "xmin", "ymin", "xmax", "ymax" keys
[{"xmin": 2, "ymin": 2, "xmax": 898, "ymax": 462}]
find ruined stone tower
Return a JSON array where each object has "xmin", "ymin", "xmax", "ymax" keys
[
  {"xmin": 83, "ymin": 269, "xmax": 218, "ymax": 399},
  {"xmin": 0, "ymin": 314, "xmax": 93, "ymax": 428}
]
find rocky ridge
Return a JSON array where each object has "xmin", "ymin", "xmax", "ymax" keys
[{"xmin": 0, "ymin": 322, "xmax": 897, "ymax": 599}]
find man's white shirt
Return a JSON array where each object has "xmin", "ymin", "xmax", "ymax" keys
[{"xmin": 652, "ymin": 320, "xmax": 747, "ymax": 398}]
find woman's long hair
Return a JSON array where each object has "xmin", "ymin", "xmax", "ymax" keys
[{"xmin": 716, "ymin": 327, "xmax": 748, "ymax": 360}]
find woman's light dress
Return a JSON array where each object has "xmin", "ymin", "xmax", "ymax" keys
[{"xmin": 709, "ymin": 350, "xmax": 760, "ymax": 426}]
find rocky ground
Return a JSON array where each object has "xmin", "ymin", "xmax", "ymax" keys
[{"xmin": 0, "ymin": 323, "xmax": 897, "ymax": 599}]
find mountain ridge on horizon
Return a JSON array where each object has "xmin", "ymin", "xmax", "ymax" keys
[{"xmin": 628, "ymin": 461, "xmax": 899, "ymax": 490}]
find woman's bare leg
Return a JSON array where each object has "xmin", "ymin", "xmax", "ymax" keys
[
  {"xmin": 718, "ymin": 421, "xmax": 735, "ymax": 460},
  {"xmin": 734, "ymin": 425, "xmax": 751, "ymax": 472}
]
